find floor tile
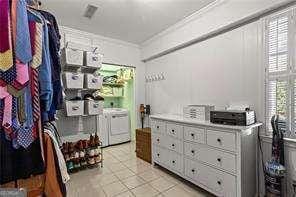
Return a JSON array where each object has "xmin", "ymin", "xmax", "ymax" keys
[
  {"xmin": 115, "ymin": 191, "xmax": 135, "ymax": 197},
  {"xmin": 122, "ymin": 158, "xmax": 143, "ymax": 167},
  {"xmin": 114, "ymin": 168, "xmax": 135, "ymax": 180},
  {"xmin": 162, "ymin": 186, "xmax": 192, "ymax": 197},
  {"xmin": 138, "ymin": 170, "xmax": 160, "ymax": 182},
  {"xmin": 131, "ymin": 184, "xmax": 159, "ymax": 197},
  {"xmin": 102, "ymin": 181, "xmax": 128, "ymax": 197},
  {"xmin": 121, "ymin": 175, "xmax": 146, "ymax": 189},
  {"xmin": 108, "ymin": 162, "xmax": 128, "ymax": 172},
  {"xmin": 149, "ymin": 177, "xmax": 175, "ymax": 192},
  {"xmin": 98, "ymin": 173, "xmax": 119, "ymax": 186},
  {"xmin": 128, "ymin": 163, "xmax": 151, "ymax": 174}
]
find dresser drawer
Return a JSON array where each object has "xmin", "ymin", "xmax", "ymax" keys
[
  {"xmin": 166, "ymin": 123, "xmax": 183, "ymax": 139},
  {"xmin": 166, "ymin": 136, "xmax": 183, "ymax": 154},
  {"xmin": 184, "ymin": 142, "xmax": 236, "ymax": 173},
  {"xmin": 167, "ymin": 150, "xmax": 183, "ymax": 174},
  {"xmin": 185, "ymin": 158, "xmax": 236, "ymax": 197},
  {"xmin": 206, "ymin": 130, "xmax": 236, "ymax": 152},
  {"xmin": 152, "ymin": 146, "xmax": 166, "ymax": 164},
  {"xmin": 184, "ymin": 126, "xmax": 205, "ymax": 144},
  {"xmin": 152, "ymin": 133, "xmax": 164, "ymax": 147},
  {"xmin": 151, "ymin": 120, "xmax": 166, "ymax": 134}
]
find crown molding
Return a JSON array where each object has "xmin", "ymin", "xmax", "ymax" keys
[
  {"xmin": 140, "ymin": 0, "xmax": 225, "ymax": 47},
  {"xmin": 60, "ymin": 26, "xmax": 140, "ymax": 49}
]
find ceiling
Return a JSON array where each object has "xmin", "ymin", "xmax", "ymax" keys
[{"xmin": 42, "ymin": 0, "xmax": 216, "ymax": 44}]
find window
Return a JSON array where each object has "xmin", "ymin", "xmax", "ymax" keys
[{"xmin": 265, "ymin": 9, "xmax": 295, "ymax": 137}]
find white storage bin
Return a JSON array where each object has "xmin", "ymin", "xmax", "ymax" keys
[
  {"xmin": 65, "ymin": 100, "xmax": 84, "ymax": 116},
  {"xmin": 84, "ymin": 52, "xmax": 103, "ymax": 68},
  {"xmin": 85, "ymin": 100, "xmax": 103, "ymax": 115},
  {"xmin": 63, "ymin": 72, "xmax": 84, "ymax": 89},
  {"xmin": 84, "ymin": 74, "xmax": 103, "ymax": 89},
  {"xmin": 61, "ymin": 47, "xmax": 84, "ymax": 66}
]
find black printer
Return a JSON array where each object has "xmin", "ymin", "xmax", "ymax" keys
[{"xmin": 210, "ymin": 110, "xmax": 256, "ymax": 126}]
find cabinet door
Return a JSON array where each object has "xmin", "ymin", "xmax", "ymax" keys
[
  {"xmin": 207, "ymin": 130, "xmax": 236, "ymax": 152},
  {"xmin": 184, "ymin": 142, "xmax": 236, "ymax": 174},
  {"xmin": 151, "ymin": 120, "xmax": 166, "ymax": 134},
  {"xmin": 152, "ymin": 146, "xmax": 165, "ymax": 165},
  {"xmin": 168, "ymin": 151, "xmax": 183, "ymax": 174},
  {"xmin": 166, "ymin": 136, "xmax": 183, "ymax": 154},
  {"xmin": 152, "ymin": 133, "xmax": 164, "ymax": 147},
  {"xmin": 166, "ymin": 123, "xmax": 183, "ymax": 139},
  {"xmin": 184, "ymin": 126, "xmax": 205, "ymax": 144}
]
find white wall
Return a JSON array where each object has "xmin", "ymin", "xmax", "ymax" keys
[
  {"xmin": 142, "ymin": 1, "xmax": 296, "ymax": 196},
  {"xmin": 59, "ymin": 26, "xmax": 146, "ymax": 135},
  {"xmin": 145, "ymin": 21, "xmax": 264, "ymax": 121},
  {"xmin": 141, "ymin": 0, "xmax": 293, "ymax": 60}
]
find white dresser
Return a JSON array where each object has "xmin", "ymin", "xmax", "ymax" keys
[{"xmin": 150, "ymin": 114, "xmax": 262, "ymax": 197}]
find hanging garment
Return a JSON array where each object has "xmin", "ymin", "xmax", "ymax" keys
[
  {"xmin": 39, "ymin": 10, "xmax": 63, "ymax": 121},
  {"xmin": 15, "ymin": 0, "xmax": 32, "ymax": 64},
  {"xmin": 27, "ymin": 10, "xmax": 53, "ymax": 122},
  {"xmin": 44, "ymin": 123, "xmax": 70, "ymax": 183},
  {"xmin": 43, "ymin": 134, "xmax": 64, "ymax": 197},
  {"xmin": 0, "ymin": 0, "xmax": 13, "ymax": 72}
]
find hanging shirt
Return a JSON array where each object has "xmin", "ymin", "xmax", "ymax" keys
[{"xmin": 27, "ymin": 10, "xmax": 53, "ymax": 121}]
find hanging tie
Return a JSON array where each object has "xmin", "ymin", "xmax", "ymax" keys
[
  {"xmin": 31, "ymin": 22, "xmax": 43, "ymax": 68},
  {"xmin": 17, "ymin": 86, "xmax": 34, "ymax": 148},
  {"xmin": 2, "ymin": 94, "xmax": 12, "ymax": 135},
  {"xmin": 30, "ymin": 67, "xmax": 41, "ymax": 122},
  {"xmin": 15, "ymin": 0, "xmax": 32, "ymax": 64},
  {"xmin": 0, "ymin": 0, "xmax": 13, "ymax": 71}
]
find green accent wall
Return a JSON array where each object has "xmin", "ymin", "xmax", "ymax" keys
[{"xmin": 99, "ymin": 64, "xmax": 136, "ymax": 140}]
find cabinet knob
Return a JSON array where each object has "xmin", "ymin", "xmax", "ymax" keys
[
  {"xmin": 172, "ymin": 160, "xmax": 175, "ymax": 164},
  {"xmin": 217, "ymin": 138, "xmax": 222, "ymax": 143},
  {"xmin": 191, "ymin": 169, "xmax": 195, "ymax": 173},
  {"xmin": 191, "ymin": 133, "xmax": 195, "ymax": 137},
  {"xmin": 172, "ymin": 144, "xmax": 175, "ymax": 147},
  {"xmin": 157, "ymin": 153, "xmax": 160, "ymax": 157},
  {"xmin": 157, "ymin": 138, "xmax": 160, "ymax": 142},
  {"xmin": 191, "ymin": 150, "xmax": 195, "ymax": 154},
  {"xmin": 217, "ymin": 181, "xmax": 222, "ymax": 185},
  {"xmin": 217, "ymin": 158, "xmax": 222, "ymax": 162},
  {"xmin": 157, "ymin": 126, "xmax": 160, "ymax": 129},
  {"xmin": 172, "ymin": 129, "xmax": 175, "ymax": 133}
]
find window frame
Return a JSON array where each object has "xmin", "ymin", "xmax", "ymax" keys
[{"xmin": 264, "ymin": 8, "xmax": 295, "ymax": 138}]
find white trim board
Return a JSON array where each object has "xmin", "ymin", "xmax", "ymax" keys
[{"xmin": 141, "ymin": 0, "xmax": 296, "ymax": 62}]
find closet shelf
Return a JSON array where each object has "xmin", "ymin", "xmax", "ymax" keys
[{"xmin": 63, "ymin": 64, "xmax": 100, "ymax": 71}]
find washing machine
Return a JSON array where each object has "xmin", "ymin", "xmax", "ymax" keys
[{"xmin": 99, "ymin": 108, "xmax": 130, "ymax": 146}]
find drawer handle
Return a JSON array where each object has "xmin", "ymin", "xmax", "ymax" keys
[
  {"xmin": 91, "ymin": 78, "xmax": 98, "ymax": 83},
  {"xmin": 72, "ymin": 106, "xmax": 79, "ymax": 110},
  {"xmin": 93, "ymin": 104, "xmax": 99, "ymax": 108},
  {"xmin": 157, "ymin": 126, "xmax": 160, "ymax": 129},
  {"xmin": 71, "ymin": 75, "xmax": 79, "ymax": 80},
  {"xmin": 217, "ymin": 181, "xmax": 222, "ymax": 185},
  {"xmin": 217, "ymin": 158, "xmax": 222, "ymax": 162}
]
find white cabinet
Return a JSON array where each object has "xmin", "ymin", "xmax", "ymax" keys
[{"xmin": 151, "ymin": 114, "xmax": 261, "ymax": 197}]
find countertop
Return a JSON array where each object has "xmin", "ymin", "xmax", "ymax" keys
[{"xmin": 150, "ymin": 114, "xmax": 263, "ymax": 131}]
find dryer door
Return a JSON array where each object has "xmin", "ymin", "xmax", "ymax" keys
[{"xmin": 110, "ymin": 113, "xmax": 129, "ymax": 135}]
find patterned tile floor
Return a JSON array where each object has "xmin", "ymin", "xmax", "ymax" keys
[{"xmin": 67, "ymin": 142, "xmax": 214, "ymax": 197}]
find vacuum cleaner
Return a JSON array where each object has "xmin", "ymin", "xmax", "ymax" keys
[{"xmin": 264, "ymin": 115, "xmax": 286, "ymax": 196}]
